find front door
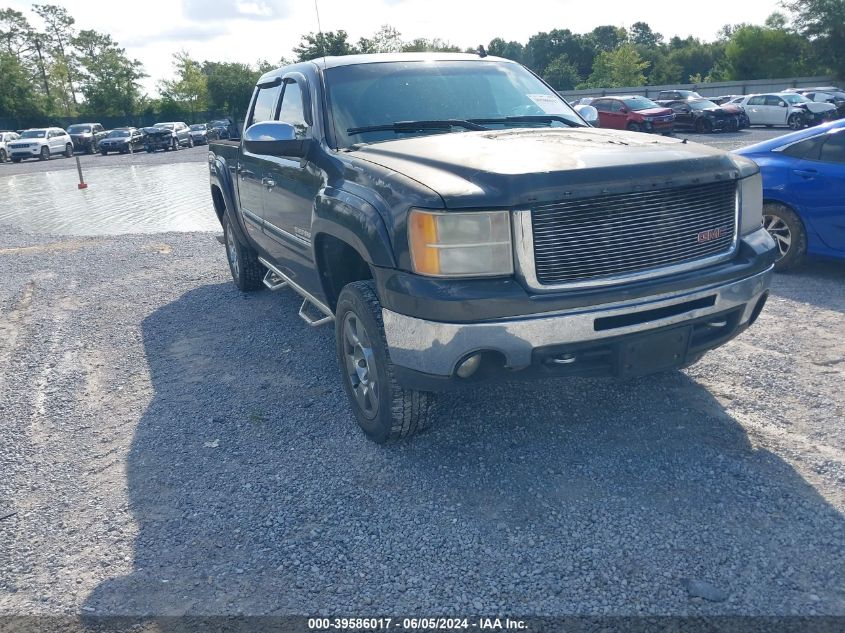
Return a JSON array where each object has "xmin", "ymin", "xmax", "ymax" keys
[
  {"xmin": 261, "ymin": 77, "xmax": 324, "ymax": 292},
  {"xmin": 764, "ymin": 95, "xmax": 788, "ymax": 125},
  {"xmin": 791, "ymin": 130, "xmax": 845, "ymax": 251}
]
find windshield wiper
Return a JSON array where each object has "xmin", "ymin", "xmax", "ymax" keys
[
  {"xmin": 347, "ymin": 119, "xmax": 488, "ymax": 136},
  {"xmin": 469, "ymin": 115, "xmax": 584, "ymax": 128}
]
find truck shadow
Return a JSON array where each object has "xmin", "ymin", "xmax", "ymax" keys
[
  {"xmin": 83, "ymin": 283, "xmax": 845, "ymax": 617},
  {"xmin": 769, "ymin": 259, "xmax": 845, "ymax": 314}
]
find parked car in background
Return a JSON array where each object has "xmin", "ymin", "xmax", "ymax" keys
[
  {"xmin": 711, "ymin": 95, "xmax": 744, "ymax": 105},
  {"xmin": 793, "ymin": 90, "xmax": 845, "ymax": 119},
  {"xmin": 99, "ymin": 127, "xmax": 144, "ymax": 154},
  {"xmin": 209, "ymin": 118, "xmax": 236, "ymax": 140},
  {"xmin": 6, "ymin": 128, "xmax": 73, "ymax": 162},
  {"xmin": 735, "ymin": 119, "xmax": 845, "ymax": 270},
  {"xmin": 591, "ymin": 95, "xmax": 674, "ymax": 133},
  {"xmin": 656, "ymin": 89, "xmax": 702, "ymax": 102},
  {"xmin": 67, "ymin": 122, "xmax": 107, "ymax": 154},
  {"xmin": 665, "ymin": 99, "xmax": 740, "ymax": 133},
  {"xmin": 189, "ymin": 123, "xmax": 210, "ymax": 145},
  {"xmin": 740, "ymin": 93, "xmax": 835, "ymax": 129},
  {"xmin": 0, "ymin": 131, "xmax": 21, "ymax": 162},
  {"xmin": 719, "ymin": 102, "xmax": 751, "ymax": 129},
  {"xmin": 144, "ymin": 122, "xmax": 192, "ymax": 152}
]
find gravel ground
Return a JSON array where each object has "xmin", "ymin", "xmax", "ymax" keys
[{"xmin": 0, "ymin": 127, "xmax": 843, "ymax": 621}]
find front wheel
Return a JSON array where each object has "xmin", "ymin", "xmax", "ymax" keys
[
  {"xmin": 626, "ymin": 122, "xmax": 642, "ymax": 133},
  {"xmin": 222, "ymin": 215, "xmax": 265, "ymax": 291},
  {"xmin": 335, "ymin": 280, "xmax": 435, "ymax": 443},
  {"xmin": 0, "ymin": 149, "xmax": 6, "ymax": 162},
  {"xmin": 65, "ymin": 144, "xmax": 73, "ymax": 158},
  {"xmin": 763, "ymin": 202, "xmax": 807, "ymax": 271},
  {"xmin": 788, "ymin": 113, "xmax": 804, "ymax": 130},
  {"xmin": 188, "ymin": 137, "xmax": 194, "ymax": 148},
  {"xmin": 695, "ymin": 118, "xmax": 713, "ymax": 133},
  {"xmin": 40, "ymin": 146, "xmax": 49, "ymax": 160},
  {"xmin": 101, "ymin": 150, "xmax": 108, "ymax": 156}
]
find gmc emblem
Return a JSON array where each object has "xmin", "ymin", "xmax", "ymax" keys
[{"xmin": 697, "ymin": 227, "xmax": 723, "ymax": 243}]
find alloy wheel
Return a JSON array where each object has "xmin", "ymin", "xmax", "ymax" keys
[
  {"xmin": 225, "ymin": 222, "xmax": 239, "ymax": 280},
  {"xmin": 763, "ymin": 214, "xmax": 791, "ymax": 258},
  {"xmin": 342, "ymin": 312, "xmax": 379, "ymax": 419}
]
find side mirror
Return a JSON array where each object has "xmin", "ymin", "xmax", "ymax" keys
[
  {"xmin": 574, "ymin": 104, "xmax": 599, "ymax": 127},
  {"xmin": 619, "ymin": 107, "xmax": 628, "ymax": 114},
  {"xmin": 243, "ymin": 121, "xmax": 310, "ymax": 157},
  {"xmin": 780, "ymin": 102, "xmax": 787, "ymax": 107}
]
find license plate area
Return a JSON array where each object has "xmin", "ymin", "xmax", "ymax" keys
[{"xmin": 619, "ymin": 326, "xmax": 691, "ymax": 378}]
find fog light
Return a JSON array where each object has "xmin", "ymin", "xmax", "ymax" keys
[{"xmin": 456, "ymin": 353, "xmax": 482, "ymax": 378}]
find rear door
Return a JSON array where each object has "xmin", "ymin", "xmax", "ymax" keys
[
  {"xmin": 49, "ymin": 130, "xmax": 64, "ymax": 154},
  {"xmin": 261, "ymin": 75, "xmax": 324, "ymax": 289},
  {"xmin": 791, "ymin": 130, "xmax": 845, "ymax": 251},
  {"xmin": 238, "ymin": 81, "xmax": 282, "ymax": 248}
]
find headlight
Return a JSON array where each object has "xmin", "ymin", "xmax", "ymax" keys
[
  {"xmin": 408, "ymin": 209, "xmax": 513, "ymax": 277},
  {"xmin": 739, "ymin": 172, "xmax": 763, "ymax": 235}
]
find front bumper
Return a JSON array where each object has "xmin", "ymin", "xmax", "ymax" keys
[
  {"xmin": 9, "ymin": 146, "xmax": 41, "ymax": 158},
  {"xmin": 382, "ymin": 227, "xmax": 776, "ymax": 389}
]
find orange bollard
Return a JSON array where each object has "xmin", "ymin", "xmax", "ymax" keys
[{"xmin": 75, "ymin": 155, "xmax": 88, "ymax": 189}]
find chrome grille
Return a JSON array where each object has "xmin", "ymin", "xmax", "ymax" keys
[{"xmin": 530, "ymin": 180, "xmax": 737, "ymax": 286}]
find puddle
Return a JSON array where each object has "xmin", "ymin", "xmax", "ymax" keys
[{"xmin": 0, "ymin": 163, "xmax": 220, "ymax": 235}]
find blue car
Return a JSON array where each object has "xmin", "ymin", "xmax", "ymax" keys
[{"xmin": 735, "ymin": 119, "xmax": 845, "ymax": 270}]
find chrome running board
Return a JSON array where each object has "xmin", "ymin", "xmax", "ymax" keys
[{"xmin": 258, "ymin": 257, "xmax": 334, "ymax": 327}]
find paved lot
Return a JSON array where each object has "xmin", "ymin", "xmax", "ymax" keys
[{"xmin": 0, "ymin": 125, "xmax": 843, "ymax": 620}]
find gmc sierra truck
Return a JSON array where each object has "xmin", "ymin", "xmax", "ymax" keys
[{"xmin": 207, "ymin": 53, "xmax": 777, "ymax": 443}]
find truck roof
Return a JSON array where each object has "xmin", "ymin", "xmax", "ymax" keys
[{"xmin": 257, "ymin": 52, "xmax": 511, "ymax": 84}]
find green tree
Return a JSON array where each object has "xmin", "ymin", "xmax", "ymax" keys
[
  {"xmin": 542, "ymin": 54, "xmax": 580, "ymax": 90},
  {"xmin": 589, "ymin": 25, "xmax": 627, "ymax": 52},
  {"xmin": 158, "ymin": 51, "xmax": 208, "ymax": 121},
  {"xmin": 582, "ymin": 44, "xmax": 650, "ymax": 88},
  {"xmin": 203, "ymin": 61, "xmax": 261, "ymax": 119},
  {"xmin": 73, "ymin": 29, "xmax": 146, "ymax": 116},
  {"xmin": 721, "ymin": 25, "xmax": 810, "ymax": 79},
  {"xmin": 0, "ymin": 50, "xmax": 42, "ymax": 121},
  {"xmin": 357, "ymin": 24, "xmax": 403, "ymax": 54},
  {"xmin": 524, "ymin": 29, "xmax": 595, "ymax": 78},
  {"xmin": 293, "ymin": 30, "xmax": 355, "ymax": 61},
  {"xmin": 32, "ymin": 3, "xmax": 78, "ymax": 114},
  {"xmin": 628, "ymin": 22, "xmax": 663, "ymax": 48},
  {"xmin": 487, "ymin": 38, "xmax": 525, "ymax": 64},
  {"xmin": 401, "ymin": 37, "xmax": 461, "ymax": 52},
  {"xmin": 783, "ymin": 0, "xmax": 845, "ymax": 77}
]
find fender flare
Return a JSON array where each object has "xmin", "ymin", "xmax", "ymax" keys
[{"xmin": 210, "ymin": 155, "xmax": 251, "ymax": 246}]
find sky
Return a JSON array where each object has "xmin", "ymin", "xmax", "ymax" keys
[{"xmin": 8, "ymin": 0, "xmax": 785, "ymax": 95}]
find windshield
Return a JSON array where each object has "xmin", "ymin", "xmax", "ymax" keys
[
  {"xmin": 781, "ymin": 94, "xmax": 810, "ymax": 104},
  {"xmin": 690, "ymin": 100, "xmax": 718, "ymax": 110},
  {"xmin": 154, "ymin": 123, "xmax": 174, "ymax": 129},
  {"xmin": 67, "ymin": 125, "xmax": 91, "ymax": 133},
  {"xmin": 325, "ymin": 60, "xmax": 583, "ymax": 148},
  {"xmin": 21, "ymin": 130, "xmax": 46, "ymax": 138},
  {"xmin": 108, "ymin": 130, "xmax": 130, "ymax": 137},
  {"xmin": 622, "ymin": 96, "xmax": 660, "ymax": 111},
  {"xmin": 190, "ymin": 124, "xmax": 206, "ymax": 130}
]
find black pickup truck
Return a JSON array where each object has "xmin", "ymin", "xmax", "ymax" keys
[{"xmin": 208, "ymin": 53, "xmax": 777, "ymax": 443}]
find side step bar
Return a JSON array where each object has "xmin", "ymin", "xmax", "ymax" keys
[{"xmin": 258, "ymin": 257, "xmax": 334, "ymax": 327}]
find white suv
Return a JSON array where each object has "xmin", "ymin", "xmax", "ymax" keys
[
  {"xmin": 739, "ymin": 93, "xmax": 836, "ymax": 129},
  {"xmin": 6, "ymin": 127, "xmax": 74, "ymax": 162},
  {"xmin": 0, "ymin": 131, "xmax": 21, "ymax": 162}
]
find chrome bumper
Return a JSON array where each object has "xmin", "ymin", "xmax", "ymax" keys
[{"xmin": 383, "ymin": 266, "xmax": 773, "ymax": 377}]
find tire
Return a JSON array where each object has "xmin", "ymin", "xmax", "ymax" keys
[
  {"xmin": 64, "ymin": 144, "xmax": 73, "ymax": 158},
  {"xmin": 146, "ymin": 146, "xmax": 153, "ymax": 153},
  {"xmin": 626, "ymin": 122, "xmax": 642, "ymax": 132},
  {"xmin": 788, "ymin": 113, "xmax": 804, "ymax": 130},
  {"xmin": 335, "ymin": 280, "xmax": 435, "ymax": 443},
  {"xmin": 763, "ymin": 202, "xmax": 807, "ymax": 271},
  {"xmin": 188, "ymin": 137, "xmax": 194, "ymax": 148},
  {"xmin": 12, "ymin": 158, "xmax": 21, "ymax": 163},
  {"xmin": 172, "ymin": 138, "xmax": 179, "ymax": 151},
  {"xmin": 695, "ymin": 118, "xmax": 713, "ymax": 133},
  {"xmin": 0, "ymin": 149, "xmax": 6, "ymax": 162},
  {"xmin": 39, "ymin": 146, "xmax": 49, "ymax": 161},
  {"xmin": 222, "ymin": 214, "xmax": 265, "ymax": 291},
  {"xmin": 101, "ymin": 150, "xmax": 108, "ymax": 156},
  {"xmin": 86, "ymin": 143, "xmax": 93, "ymax": 154}
]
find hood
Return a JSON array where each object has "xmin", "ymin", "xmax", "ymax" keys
[
  {"xmin": 352, "ymin": 127, "xmax": 741, "ymax": 209},
  {"xmin": 145, "ymin": 127, "xmax": 173, "ymax": 136},
  {"xmin": 720, "ymin": 104, "xmax": 745, "ymax": 113},
  {"xmin": 636, "ymin": 107, "xmax": 674, "ymax": 117},
  {"xmin": 803, "ymin": 102, "xmax": 836, "ymax": 113}
]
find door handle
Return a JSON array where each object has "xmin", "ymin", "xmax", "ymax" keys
[
  {"xmin": 262, "ymin": 177, "xmax": 276, "ymax": 188},
  {"xmin": 793, "ymin": 169, "xmax": 817, "ymax": 179}
]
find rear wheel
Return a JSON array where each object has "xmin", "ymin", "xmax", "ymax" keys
[
  {"xmin": 0, "ymin": 149, "xmax": 6, "ymax": 162},
  {"xmin": 335, "ymin": 280, "xmax": 435, "ymax": 443},
  {"xmin": 101, "ymin": 149, "xmax": 108, "ymax": 156},
  {"xmin": 788, "ymin": 113, "xmax": 804, "ymax": 130},
  {"xmin": 64, "ymin": 144, "xmax": 73, "ymax": 158},
  {"xmin": 39, "ymin": 146, "xmax": 49, "ymax": 161},
  {"xmin": 222, "ymin": 215, "xmax": 265, "ymax": 291},
  {"xmin": 188, "ymin": 137, "xmax": 194, "ymax": 148},
  {"xmin": 763, "ymin": 202, "xmax": 807, "ymax": 271}
]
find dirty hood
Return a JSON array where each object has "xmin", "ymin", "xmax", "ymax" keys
[{"xmin": 352, "ymin": 127, "xmax": 742, "ymax": 208}]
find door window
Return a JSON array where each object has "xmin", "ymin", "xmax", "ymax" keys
[
  {"xmin": 609, "ymin": 100, "xmax": 623, "ymax": 112},
  {"xmin": 249, "ymin": 84, "xmax": 282, "ymax": 126},
  {"xmin": 592, "ymin": 99, "xmax": 611, "ymax": 112},
  {"xmin": 278, "ymin": 81, "xmax": 308, "ymax": 138},
  {"xmin": 765, "ymin": 95, "xmax": 785, "ymax": 107},
  {"xmin": 819, "ymin": 133, "xmax": 845, "ymax": 164},
  {"xmin": 747, "ymin": 96, "xmax": 765, "ymax": 106}
]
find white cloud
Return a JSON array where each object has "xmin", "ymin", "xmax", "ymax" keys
[{"xmin": 181, "ymin": 0, "xmax": 293, "ymax": 21}]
